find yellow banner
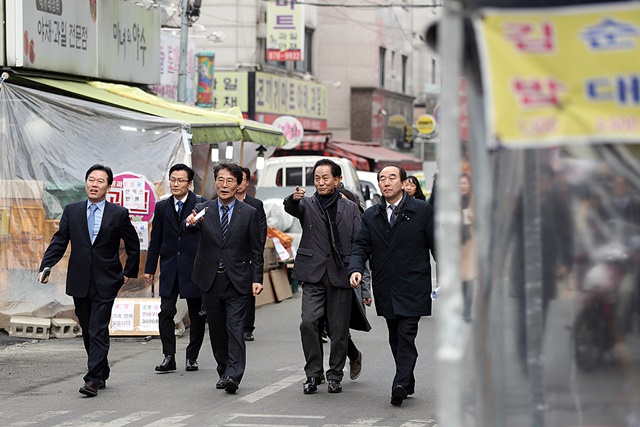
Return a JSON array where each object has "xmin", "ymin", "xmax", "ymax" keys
[
  {"xmin": 213, "ymin": 71, "xmax": 249, "ymax": 111},
  {"xmin": 254, "ymin": 72, "xmax": 328, "ymax": 120},
  {"xmin": 474, "ymin": 2, "xmax": 640, "ymax": 147}
]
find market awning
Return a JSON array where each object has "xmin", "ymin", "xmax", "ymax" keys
[
  {"xmin": 323, "ymin": 145, "xmax": 371, "ymax": 171},
  {"xmin": 16, "ymin": 76, "xmax": 287, "ymax": 147},
  {"xmin": 297, "ymin": 133, "xmax": 332, "ymax": 151},
  {"xmin": 328, "ymin": 140, "xmax": 423, "ymax": 171}
]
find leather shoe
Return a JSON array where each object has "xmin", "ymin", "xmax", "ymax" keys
[
  {"xmin": 224, "ymin": 376, "xmax": 239, "ymax": 394},
  {"xmin": 244, "ymin": 332, "xmax": 255, "ymax": 341},
  {"xmin": 303, "ymin": 376, "xmax": 321, "ymax": 394},
  {"xmin": 216, "ymin": 377, "xmax": 226, "ymax": 389},
  {"xmin": 349, "ymin": 351, "xmax": 363, "ymax": 380},
  {"xmin": 185, "ymin": 359, "xmax": 198, "ymax": 371},
  {"xmin": 327, "ymin": 379, "xmax": 342, "ymax": 394},
  {"xmin": 155, "ymin": 355, "xmax": 176, "ymax": 372},
  {"xmin": 98, "ymin": 379, "xmax": 106, "ymax": 390},
  {"xmin": 79, "ymin": 380, "xmax": 99, "ymax": 397},
  {"xmin": 391, "ymin": 384, "xmax": 408, "ymax": 406}
]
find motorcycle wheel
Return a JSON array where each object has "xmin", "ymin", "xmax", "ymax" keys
[{"xmin": 573, "ymin": 309, "xmax": 602, "ymax": 372}]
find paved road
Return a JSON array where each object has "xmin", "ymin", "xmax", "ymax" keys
[{"xmin": 0, "ymin": 291, "xmax": 438, "ymax": 427}]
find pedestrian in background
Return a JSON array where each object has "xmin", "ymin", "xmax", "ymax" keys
[
  {"xmin": 145, "ymin": 164, "xmax": 207, "ymax": 373},
  {"xmin": 39, "ymin": 164, "xmax": 140, "ymax": 397},
  {"xmin": 236, "ymin": 167, "xmax": 267, "ymax": 342},
  {"xmin": 349, "ymin": 164, "xmax": 436, "ymax": 407},
  {"xmin": 404, "ymin": 175, "xmax": 426, "ymax": 201},
  {"xmin": 284, "ymin": 158, "xmax": 362, "ymax": 395},
  {"xmin": 186, "ymin": 162, "xmax": 264, "ymax": 394},
  {"xmin": 459, "ymin": 173, "xmax": 476, "ymax": 322}
]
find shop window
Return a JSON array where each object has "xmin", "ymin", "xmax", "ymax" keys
[
  {"xmin": 402, "ymin": 55, "xmax": 408, "ymax": 93},
  {"xmin": 379, "ymin": 47, "xmax": 386, "ymax": 88},
  {"xmin": 295, "ymin": 29, "xmax": 314, "ymax": 74}
]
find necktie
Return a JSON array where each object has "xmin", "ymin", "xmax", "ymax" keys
[
  {"xmin": 88, "ymin": 204, "xmax": 98, "ymax": 243},
  {"xmin": 220, "ymin": 205, "xmax": 229, "ymax": 241},
  {"xmin": 177, "ymin": 200, "xmax": 183, "ymax": 219},
  {"xmin": 389, "ymin": 204, "xmax": 397, "ymax": 226}
]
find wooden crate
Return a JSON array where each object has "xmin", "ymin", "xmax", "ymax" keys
[
  {"xmin": 44, "ymin": 220, "xmax": 59, "ymax": 243},
  {"xmin": 10, "ymin": 206, "xmax": 45, "ymax": 236},
  {"xmin": 0, "ymin": 207, "xmax": 8, "ymax": 237}
]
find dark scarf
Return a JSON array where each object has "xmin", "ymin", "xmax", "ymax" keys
[
  {"xmin": 315, "ymin": 190, "xmax": 346, "ymax": 268},
  {"xmin": 461, "ymin": 193, "xmax": 472, "ymax": 244}
]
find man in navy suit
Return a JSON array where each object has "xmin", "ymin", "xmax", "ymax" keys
[
  {"xmin": 145, "ymin": 164, "xmax": 206, "ymax": 373},
  {"xmin": 186, "ymin": 163, "xmax": 264, "ymax": 394},
  {"xmin": 39, "ymin": 164, "xmax": 140, "ymax": 397},
  {"xmin": 236, "ymin": 167, "xmax": 267, "ymax": 342}
]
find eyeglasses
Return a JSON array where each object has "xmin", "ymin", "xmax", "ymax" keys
[
  {"xmin": 216, "ymin": 178, "xmax": 237, "ymax": 185},
  {"xmin": 169, "ymin": 179, "xmax": 189, "ymax": 185}
]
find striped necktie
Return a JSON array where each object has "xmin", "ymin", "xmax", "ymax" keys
[{"xmin": 220, "ymin": 205, "xmax": 229, "ymax": 240}]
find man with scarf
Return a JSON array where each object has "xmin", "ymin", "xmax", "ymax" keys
[{"xmin": 284, "ymin": 158, "xmax": 362, "ymax": 395}]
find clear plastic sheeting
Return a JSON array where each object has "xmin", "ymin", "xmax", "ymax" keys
[
  {"xmin": 0, "ymin": 82, "xmax": 188, "ymax": 329},
  {"xmin": 453, "ymin": 144, "xmax": 640, "ymax": 427}
]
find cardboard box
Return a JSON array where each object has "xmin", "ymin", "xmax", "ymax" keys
[
  {"xmin": 263, "ymin": 239, "xmax": 279, "ymax": 271},
  {"xmin": 109, "ymin": 298, "xmax": 161, "ymax": 336},
  {"xmin": 256, "ymin": 272, "xmax": 276, "ymax": 307},
  {"xmin": 270, "ymin": 268, "xmax": 293, "ymax": 302}
]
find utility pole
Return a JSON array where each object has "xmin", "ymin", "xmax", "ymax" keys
[{"xmin": 177, "ymin": 0, "xmax": 189, "ymax": 102}]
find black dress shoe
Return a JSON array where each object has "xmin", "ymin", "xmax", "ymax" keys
[
  {"xmin": 79, "ymin": 380, "xmax": 99, "ymax": 397},
  {"xmin": 327, "ymin": 379, "xmax": 342, "ymax": 393},
  {"xmin": 244, "ymin": 332, "xmax": 255, "ymax": 341},
  {"xmin": 216, "ymin": 377, "xmax": 226, "ymax": 389},
  {"xmin": 224, "ymin": 376, "xmax": 239, "ymax": 394},
  {"xmin": 98, "ymin": 379, "xmax": 106, "ymax": 390},
  {"xmin": 303, "ymin": 376, "xmax": 321, "ymax": 394},
  {"xmin": 155, "ymin": 355, "xmax": 176, "ymax": 372},
  {"xmin": 185, "ymin": 359, "xmax": 198, "ymax": 371},
  {"xmin": 391, "ymin": 384, "xmax": 408, "ymax": 406}
]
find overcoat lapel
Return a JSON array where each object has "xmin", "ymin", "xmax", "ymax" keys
[
  {"xmin": 167, "ymin": 197, "xmax": 180, "ymax": 233},
  {"xmin": 77, "ymin": 203, "xmax": 91, "ymax": 243}
]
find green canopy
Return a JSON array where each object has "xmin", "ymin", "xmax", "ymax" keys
[{"xmin": 24, "ymin": 77, "xmax": 288, "ymax": 147}]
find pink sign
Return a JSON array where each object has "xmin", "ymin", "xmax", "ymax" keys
[{"xmin": 107, "ymin": 172, "xmax": 157, "ymax": 222}]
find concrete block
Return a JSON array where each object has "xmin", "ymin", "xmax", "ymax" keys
[
  {"xmin": 9, "ymin": 316, "xmax": 50, "ymax": 340},
  {"xmin": 50, "ymin": 318, "xmax": 77, "ymax": 338}
]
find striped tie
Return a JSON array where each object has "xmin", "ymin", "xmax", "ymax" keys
[{"xmin": 220, "ymin": 205, "xmax": 229, "ymax": 240}]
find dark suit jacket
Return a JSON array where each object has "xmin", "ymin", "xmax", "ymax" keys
[
  {"xmin": 144, "ymin": 192, "xmax": 202, "ymax": 299},
  {"xmin": 349, "ymin": 193, "xmax": 435, "ymax": 317},
  {"xmin": 241, "ymin": 195, "xmax": 267, "ymax": 249},
  {"xmin": 190, "ymin": 199, "xmax": 264, "ymax": 293},
  {"xmin": 40, "ymin": 200, "xmax": 140, "ymax": 300},
  {"xmin": 284, "ymin": 193, "xmax": 361, "ymax": 288}
]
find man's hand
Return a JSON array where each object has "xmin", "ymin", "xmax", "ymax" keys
[
  {"xmin": 144, "ymin": 273, "xmax": 154, "ymax": 285},
  {"xmin": 37, "ymin": 271, "xmax": 49, "ymax": 284},
  {"xmin": 292, "ymin": 186, "xmax": 306, "ymax": 201},
  {"xmin": 252, "ymin": 283, "xmax": 263, "ymax": 296},
  {"xmin": 362, "ymin": 298, "xmax": 372, "ymax": 307},
  {"xmin": 186, "ymin": 209, "xmax": 199, "ymax": 226},
  {"xmin": 124, "ymin": 276, "xmax": 131, "ymax": 285},
  {"xmin": 350, "ymin": 272, "xmax": 362, "ymax": 288}
]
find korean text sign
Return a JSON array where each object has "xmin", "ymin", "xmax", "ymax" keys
[
  {"xmin": 474, "ymin": 3, "xmax": 640, "ymax": 148},
  {"xmin": 266, "ymin": 0, "xmax": 305, "ymax": 61}
]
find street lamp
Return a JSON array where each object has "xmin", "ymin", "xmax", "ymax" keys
[
  {"xmin": 225, "ymin": 142, "xmax": 234, "ymax": 160},
  {"xmin": 211, "ymin": 143, "xmax": 220, "ymax": 162},
  {"xmin": 255, "ymin": 145, "xmax": 267, "ymax": 170}
]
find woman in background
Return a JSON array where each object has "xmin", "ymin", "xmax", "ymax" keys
[{"xmin": 404, "ymin": 176, "xmax": 426, "ymax": 201}]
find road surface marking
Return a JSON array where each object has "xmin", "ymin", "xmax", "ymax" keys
[
  {"xmin": 239, "ymin": 373, "xmax": 306, "ymax": 403},
  {"xmin": 8, "ymin": 411, "xmax": 70, "ymax": 426}
]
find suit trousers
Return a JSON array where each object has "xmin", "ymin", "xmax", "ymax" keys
[
  {"xmin": 300, "ymin": 273, "xmax": 352, "ymax": 381},
  {"xmin": 202, "ymin": 272, "xmax": 249, "ymax": 382},
  {"xmin": 244, "ymin": 294, "xmax": 256, "ymax": 333},
  {"xmin": 386, "ymin": 316, "xmax": 420, "ymax": 391},
  {"xmin": 73, "ymin": 277, "xmax": 115, "ymax": 384},
  {"xmin": 158, "ymin": 279, "xmax": 206, "ymax": 360}
]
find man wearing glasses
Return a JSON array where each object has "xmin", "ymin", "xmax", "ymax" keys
[
  {"xmin": 145, "ymin": 164, "xmax": 207, "ymax": 374},
  {"xmin": 186, "ymin": 163, "xmax": 264, "ymax": 394}
]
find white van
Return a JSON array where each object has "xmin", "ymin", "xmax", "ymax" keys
[{"xmin": 256, "ymin": 156, "xmax": 366, "ymax": 205}]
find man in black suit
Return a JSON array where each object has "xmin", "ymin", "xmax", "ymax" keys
[
  {"xmin": 186, "ymin": 162, "xmax": 264, "ymax": 394},
  {"xmin": 236, "ymin": 167, "xmax": 267, "ymax": 342},
  {"xmin": 349, "ymin": 165, "xmax": 436, "ymax": 406},
  {"xmin": 39, "ymin": 164, "xmax": 140, "ymax": 397},
  {"xmin": 145, "ymin": 164, "xmax": 207, "ymax": 373}
]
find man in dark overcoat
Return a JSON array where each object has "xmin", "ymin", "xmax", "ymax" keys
[
  {"xmin": 349, "ymin": 164, "xmax": 436, "ymax": 406},
  {"xmin": 145, "ymin": 164, "xmax": 206, "ymax": 373}
]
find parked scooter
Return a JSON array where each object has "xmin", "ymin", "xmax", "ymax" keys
[{"xmin": 573, "ymin": 241, "xmax": 636, "ymax": 372}]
